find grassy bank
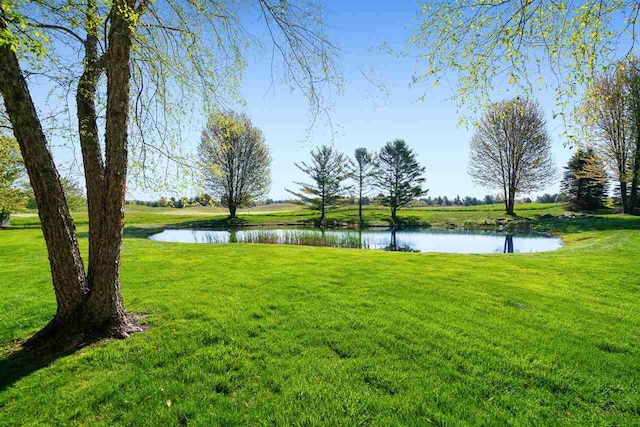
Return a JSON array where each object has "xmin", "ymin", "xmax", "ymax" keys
[
  {"xmin": 9, "ymin": 202, "xmax": 570, "ymax": 230},
  {"xmin": 1, "ymin": 210, "xmax": 639, "ymax": 425}
]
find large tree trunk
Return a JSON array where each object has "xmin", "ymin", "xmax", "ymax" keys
[
  {"xmin": 86, "ymin": 0, "xmax": 136, "ymax": 335},
  {"xmin": 228, "ymin": 204, "xmax": 237, "ymax": 218},
  {"xmin": 77, "ymin": 0, "xmax": 106, "ymax": 288},
  {"xmin": 0, "ymin": 27, "xmax": 89, "ymax": 328}
]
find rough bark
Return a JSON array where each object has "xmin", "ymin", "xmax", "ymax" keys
[
  {"xmin": 0, "ymin": 25, "xmax": 88, "ymax": 324},
  {"xmin": 86, "ymin": 0, "xmax": 136, "ymax": 335},
  {"xmin": 76, "ymin": 0, "xmax": 106, "ymax": 287}
]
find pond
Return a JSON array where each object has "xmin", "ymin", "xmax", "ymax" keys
[{"xmin": 148, "ymin": 228, "xmax": 562, "ymax": 254}]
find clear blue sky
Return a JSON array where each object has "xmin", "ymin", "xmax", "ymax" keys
[
  {"xmin": 236, "ymin": 0, "xmax": 570, "ymax": 201},
  {"xmin": 39, "ymin": 0, "xmax": 571, "ymax": 201}
]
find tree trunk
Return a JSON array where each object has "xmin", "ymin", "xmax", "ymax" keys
[
  {"xmin": 228, "ymin": 204, "xmax": 237, "ymax": 218},
  {"xmin": 77, "ymin": 1, "xmax": 106, "ymax": 288},
  {"xmin": 86, "ymin": 0, "xmax": 136, "ymax": 335},
  {"xmin": 0, "ymin": 28, "xmax": 89, "ymax": 326},
  {"xmin": 505, "ymin": 189, "xmax": 515, "ymax": 216},
  {"xmin": 358, "ymin": 185, "xmax": 363, "ymax": 227},
  {"xmin": 631, "ymin": 150, "xmax": 640, "ymax": 214},
  {"xmin": 620, "ymin": 180, "xmax": 630, "ymax": 214},
  {"xmin": 391, "ymin": 206, "xmax": 397, "ymax": 225}
]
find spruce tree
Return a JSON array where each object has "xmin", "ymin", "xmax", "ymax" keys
[{"xmin": 561, "ymin": 148, "xmax": 608, "ymax": 211}]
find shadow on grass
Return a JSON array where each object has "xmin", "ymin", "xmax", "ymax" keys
[
  {"xmin": 0, "ymin": 334, "xmax": 104, "ymax": 393},
  {"xmin": 526, "ymin": 215, "xmax": 640, "ymax": 233},
  {"xmin": 386, "ymin": 215, "xmax": 430, "ymax": 229}
]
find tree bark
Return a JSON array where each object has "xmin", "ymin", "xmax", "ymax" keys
[
  {"xmin": 77, "ymin": 0, "xmax": 106, "ymax": 288},
  {"xmin": 505, "ymin": 189, "xmax": 515, "ymax": 216},
  {"xmin": 620, "ymin": 180, "xmax": 630, "ymax": 214},
  {"xmin": 631, "ymin": 149, "xmax": 640, "ymax": 214},
  {"xmin": 0, "ymin": 26, "xmax": 88, "ymax": 325},
  {"xmin": 86, "ymin": 0, "xmax": 135, "ymax": 334},
  {"xmin": 228, "ymin": 204, "xmax": 237, "ymax": 218}
]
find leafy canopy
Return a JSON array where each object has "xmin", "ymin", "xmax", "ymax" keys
[
  {"xmin": 412, "ymin": 0, "xmax": 640, "ymax": 122},
  {"xmin": 0, "ymin": 137, "xmax": 26, "ymax": 214}
]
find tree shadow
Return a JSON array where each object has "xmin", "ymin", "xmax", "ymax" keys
[
  {"xmin": 527, "ymin": 215, "xmax": 640, "ymax": 233},
  {"xmin": 386, "ymin": 215, "xmax": 429, "ymax": 229},
  {"xmin": 0, "ymin": 333, "xmax": 104, "ymax": 393},
  {"xmin": 123, "ymin": 216, "xmax": 250, "ymax": 239}
]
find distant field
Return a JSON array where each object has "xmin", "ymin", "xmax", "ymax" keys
[
  {"xmin": 124, "ymin": 202, "xmax": 305, "ymax": 216},
  {"xmin": 9, "ymin": 202, "xmax": 569, "ymax": 229}
]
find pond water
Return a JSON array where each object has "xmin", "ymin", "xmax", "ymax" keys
[{"xmin": 148, "ymin": 228, "xmax": 562, "ymax": 254}]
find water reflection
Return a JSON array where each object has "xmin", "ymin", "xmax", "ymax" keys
[
  {"xmin": 503, "ymin": 234, "xmax": 514, "ymax": 254},
  {"xmin": 149, "ymin": 227, "xmax": 562, "ymax": 254},
  {"xmin": 383, "ymin": 230, "xmax": 420, "ymax": 252}
]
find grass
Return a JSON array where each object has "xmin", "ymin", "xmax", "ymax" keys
[
  {"xmin": 9, "ymin": 202, "xmax": 571, "ymax": 230},
  {"xmin": 1, "ymin": 205, "xmax": 640, "ymax": 425}
]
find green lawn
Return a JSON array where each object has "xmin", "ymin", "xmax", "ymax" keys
[
  {"xmin": 10, "ymin": 202, "xmax": 570, "ymax": 229},
  {"xmin": 1, "ymin": 207, "xmax": 639, "ymax": 425}
]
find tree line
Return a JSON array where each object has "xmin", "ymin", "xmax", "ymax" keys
[
  {"xmin": 286, "ymin": 140, "xmax": 426, "ymax": 226},
  {"xmin": 195, "ymin": 111, "xmax": 428, "ymax": 226}
]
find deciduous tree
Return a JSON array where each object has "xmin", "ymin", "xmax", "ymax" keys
[
  {"xmin": 468, "ymin": 98, "xmax": 555, "ymax": 215},
  {"xmin": 0, "ymin": 137, "xmax": 25, "ymax": 225},
  {"xmin": 0, "ymin": 0, "xmax": 339, "ymax": 346},
  {"xmin": 199, "ymin": 111, "xmax": 271, "ymax": 218},
  {"xmin": 412, "ymin": 1, "xmax": 640, "ymax": 119},
  {"xmin": 350, "ymin": 148, "xmax": 377, "ymax": 226},
  {"xmin": 581, "ymin": 65, "xmax": 631, "ymax": 213}
]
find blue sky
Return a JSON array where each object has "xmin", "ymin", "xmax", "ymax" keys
[
  {"xmin": 37, "ymin": 0, "xmax": 572, "ymax": 201},
  {"xmin": 236, "ymin": 0, "xmax": 570, "ymax": 201}
]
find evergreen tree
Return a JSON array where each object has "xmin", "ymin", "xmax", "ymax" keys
[
  {"xmin": 287, "ymin": 145, "xmax": 351, "ymax": 225},
  {"xmin": 561, "ymin": 148, "xmax": 608, "ymax": 211},
  {"xmin": 374, "ymin": 139, "xmax": 427, "ymax": 224}
]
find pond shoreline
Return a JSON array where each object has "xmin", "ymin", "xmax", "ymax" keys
[{"xmin": 148, "ymin": 226, "xmax": 563, "ymax": 254}]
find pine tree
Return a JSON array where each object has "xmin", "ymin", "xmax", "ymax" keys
[
  {"xmin": 374, "ymin": 139, "xmax": 427, "ymax": 224},
  {"xmin": 561, "ymin": 148, "xmax": 608, "ymax": 211},
  {"xmin": 287, "ymin": 145, "xmax": 351, "ymax": 225}
]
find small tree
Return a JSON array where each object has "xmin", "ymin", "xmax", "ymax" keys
[
  {"xmin": 287, "ymin": 145, "xmax": 350, "ymax": 225},
  {"xmin": 199, "ymin": 111, "xmax": 272, "ymax": 218},
  {"xmin": 374, "ymin": 139, "xmax": 427, "ymax": 224},
  {"xmin": 0, "ymin": 137, "xmax": 26, "ymax": 225},
  {"xmin": 561, "ymin": 148, "xmax": 609, "ymax": 212},
  {"xmin": 350, "ymin": 148, "xmax": 377, "ymax": 226},
  {"xmin": 469, "ymin": 98, "xmax": 556, "ymax": 215}
]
